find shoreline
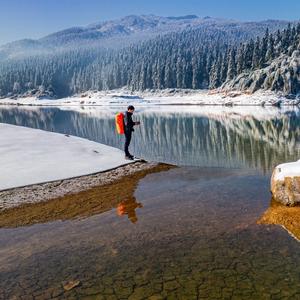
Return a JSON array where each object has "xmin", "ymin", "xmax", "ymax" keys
[
  {"xmin": 0, "ymin": 89, "xmax": 299, "ymax": 107},
  {"xmin": 0, "ymin": 161, "xmax": 174, "ymax": 227},
  {"xmin": 0, "ymin": 161, "xmax": 163, "ymax": 210},
  {"xmin": 0, "ymin": 123, "xmax": 142, "ymax": 191},
  {"xmin": 1, "ymin": 102, "xmax": 297, "ymax": 107}
]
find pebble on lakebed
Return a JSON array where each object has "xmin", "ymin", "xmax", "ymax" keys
[
  {"xmin": 63, "ymin": 280, "xmax": 81, "ymax": 291},
  {"xmin": 271, "ymin": 160, "xmax": 300, "ymax": 206}
]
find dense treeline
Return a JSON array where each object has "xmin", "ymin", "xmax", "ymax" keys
[{"xmin": 0, "ymin": 23, "xmax": 299, "ymax": 98}]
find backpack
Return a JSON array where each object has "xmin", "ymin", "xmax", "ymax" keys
[{"xmin": 115, "ymin": 112, "xmax": 125, "ymax": 134}]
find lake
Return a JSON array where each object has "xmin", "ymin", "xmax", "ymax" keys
[{"xmin": 0, "ymin": 105, "xmax": 300, "ymax": 299}]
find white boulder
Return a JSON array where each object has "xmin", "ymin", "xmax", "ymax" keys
[{"xmin": 271, "ymin": 160, "xmax": 300, "ymax": 205}]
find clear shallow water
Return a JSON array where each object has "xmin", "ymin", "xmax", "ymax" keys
[
  {"xmin": 1, "ymin": 168, "xmax": 300, "ymax": 299},
  {"xmin": 1, "ymin": 106, "xmax": 300, "ymax": 299}
]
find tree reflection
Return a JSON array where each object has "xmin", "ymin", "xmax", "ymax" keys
[{"xmin": 0, "ymin": 106, "xmax": 299, "ymax": 172}]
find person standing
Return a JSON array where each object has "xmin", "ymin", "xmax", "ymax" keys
[{"xmin": 124, "ymin": 105, "xmax": 140, "ymax": 160}]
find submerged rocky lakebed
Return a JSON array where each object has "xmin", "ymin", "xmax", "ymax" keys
[{"xmin": 1, "ymin": 105, "xmax": 300, "ymax": 299}]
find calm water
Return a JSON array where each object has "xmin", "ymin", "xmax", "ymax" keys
[
  {"xmin": 1, "ymin": 105, "xmax": 300, "ymax": 299},
  {"xmin": 0, "ymin": 106, "xmax": 299, "ymax": 170}
]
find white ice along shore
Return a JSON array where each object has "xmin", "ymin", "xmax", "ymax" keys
[
  {"xmin": 0, "ymin": 88, "xmax": 299, "ymax": 107},
  {"xmin": 0, "ymin": 123, "xmax": 134, "ymax": 191}
]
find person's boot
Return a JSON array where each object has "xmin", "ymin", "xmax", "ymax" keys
[{"xmin": 125, "ymin": 155, "xmax": 134, "ymax": 160}]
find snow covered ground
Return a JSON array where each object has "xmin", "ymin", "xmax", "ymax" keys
[
  {"xmin": 0, "ymin": 89, "xmax": 298, "ymax": 107},
  {"xmin": 273, "ymin": 160, "xmax": 300, "ymax": 182},
  {"xmin": 0, "ymin": 123, "xmax": 133, "ymax": 190}
]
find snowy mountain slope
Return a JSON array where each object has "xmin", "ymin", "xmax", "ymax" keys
[
  {"xmin": 0, "ymin": 15, "xmax": 293, "ymax": 60},
  {"xmin": 0, "ymin": 15, "xmax": 299, "ymax": 99},
  {"xmin": 221, "ymin": 50, "xmax": 300, "ymax": 95}
]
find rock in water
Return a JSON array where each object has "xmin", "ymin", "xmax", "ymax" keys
[
  {"xmin": 63, "ymin": 280, "xmax": 81, "ymax": 291},
  {"xmin": 271, "ymin": 160, "xmax": 300, "ymax": 206}
]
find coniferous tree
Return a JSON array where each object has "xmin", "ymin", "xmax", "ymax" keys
[
  {"xmin": 226, "ymin": 48, "xmax": 237, "ymax": 80},
  {"xmin": 259, "ymin": 28, "xmax": 269, "ymax": 67},
  {"xmin": 252, "ymin": 37, "xmax": 261, "ymax": 69},
  {"xmin": 265, "ymin": 34, "xmax": 275, "ymax": 62}
]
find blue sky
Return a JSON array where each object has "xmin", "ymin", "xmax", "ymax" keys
[{"xmin": 0, "ymin": 0, "xmax": 299, "ymax": 45}]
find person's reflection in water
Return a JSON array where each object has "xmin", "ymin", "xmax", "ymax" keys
[{"xmin": 117, "ymin": 197, "xmax": 143, "ymax": 223}]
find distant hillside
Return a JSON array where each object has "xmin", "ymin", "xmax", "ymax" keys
[
  {"xmin": 0, "ymin": 15, "xmax": 292, "ymax": 61},
  {"xmin": 0, "ymin": 15, "xmax": 299, "ymax": 99}
]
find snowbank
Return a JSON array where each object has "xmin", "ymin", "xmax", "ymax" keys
[
  {"xmin": 0, "ymin": 123, "xmax": 133, "ymax": 190},
  {"xmin": 273, "ymin": 160, "xmax": 300, "ymax": 182},
  {"xmin": 271, "ymin": 160, "xmax": 300, "ymax": 206},
  {"xmin": 0, "ymin": 89, "xmax": 298, "ymax": 107}
]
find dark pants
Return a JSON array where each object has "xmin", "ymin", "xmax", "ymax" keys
[{"xmin": 124, "ymin": 130, "xmax": 132, "ymax": 156}]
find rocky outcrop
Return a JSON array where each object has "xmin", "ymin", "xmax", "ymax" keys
[
  {"xmin": 222, "ymin": 50, "xmax": 300, "ymax": 96},
  {"xmin": 271, "ymin": 160, "xmax": 300, "ymax": 206}
]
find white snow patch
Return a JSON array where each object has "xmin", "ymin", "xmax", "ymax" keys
[
  {"xmin": 0, "ymin": 89, "xmax": 297, "ymax": 107},
  {"xmin": 0, "ymin": 123, "xmax": 132, "ymax": 190},
  {"xmin": 273, "ymin": 160, "xmax": 300, "ymax": 181}
]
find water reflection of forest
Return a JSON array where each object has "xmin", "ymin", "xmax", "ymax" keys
[{"xmin": 0, "ymin": 107, "xmax": 299, "ymax": 172}]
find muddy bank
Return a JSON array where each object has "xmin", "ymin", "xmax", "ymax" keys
[
  {"xmin": 258, "ymin": 199, "xmax": 300, "ymax": 241},
  {"xmin": 0, "ymin": 162, "xmax": 173, "ymax": 228},
  {"xmin": 0, "ymin": 161, "xmax": 154, "ymax": 210}
]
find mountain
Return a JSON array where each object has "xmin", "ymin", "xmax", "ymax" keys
[
  {"xmin": 0, "ymin": 15, "xmax": 299, "ymax": 99},
  {"xmin": 0, "ymin": 15, "xmax": 293, "ymax": 61}
]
